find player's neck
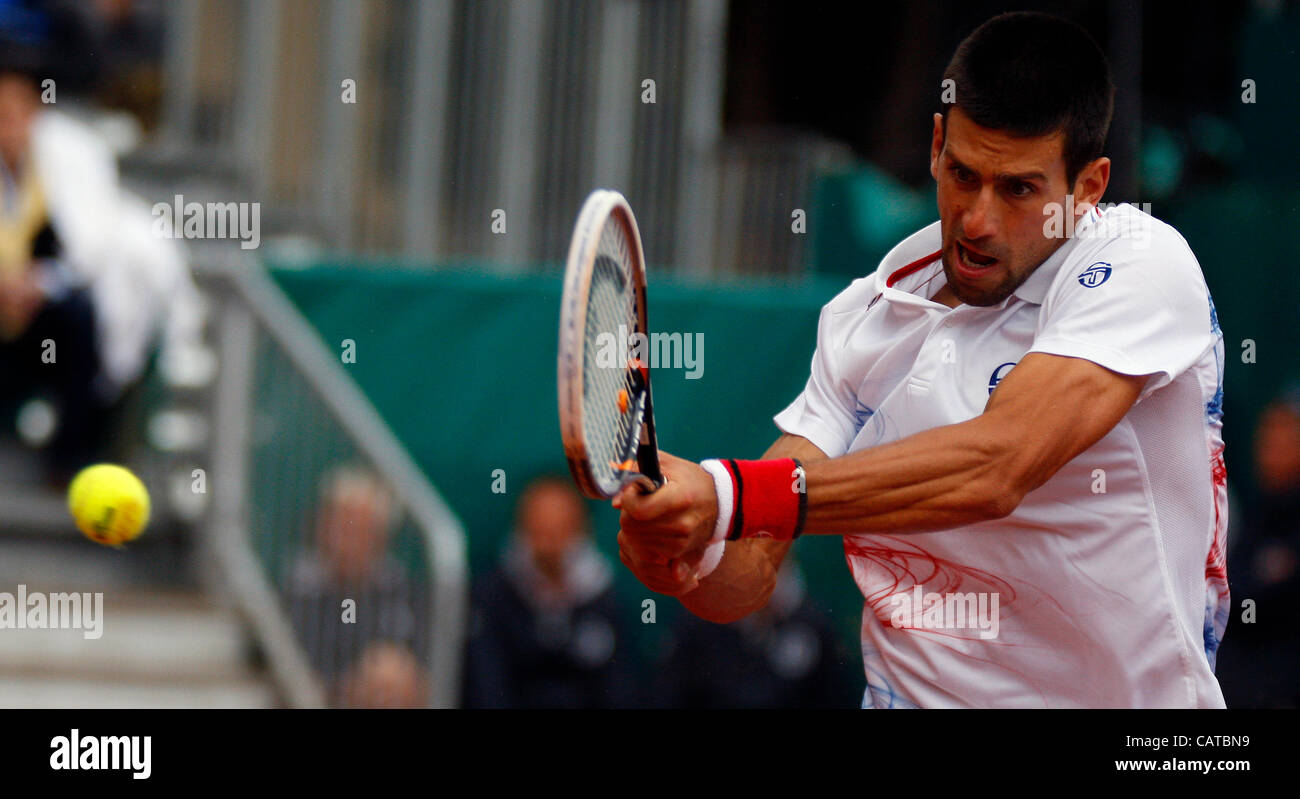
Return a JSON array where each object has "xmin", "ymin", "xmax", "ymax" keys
[{"xmin": 930, "ymin": 283, "xmax": 963, "ymax": 309}]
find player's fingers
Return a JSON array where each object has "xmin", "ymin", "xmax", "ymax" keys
[
  {"xmin": 621, "ymin": 554, "xmax": 680, "ymax": 593},
  {"xmin": 639, "ymin": 560, "xmax": 696, "ymax": 595},
  {"xmin": 619, "ymin": 483, "xmax": 699, "ymax": 533},
  {"xmin": 619, "ymin": 530, "xmax": 670, "ymax": 566},
  {"xmin": 619, "ymin": 511, "xmax": 697, "ymax": 557},
  {"xmin": 611, "ymin": 482, "xmax": 636, "ymax": 510},
  {"xmin": 619, "ymin": 532, "xmax": 697, "ymax": 594},
  {"xmin": 619, "ymin": 478, "xmax": 690, "ymax": 522},
  {"xmin": 665, "ymin": 559, "xmax": 699, "ymax": 595},
  {"xmin": 677, "ymin": 545, "xmax": 706, "ymax": 571}
]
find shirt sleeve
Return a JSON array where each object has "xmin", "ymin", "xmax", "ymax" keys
[
  {"xmin": 773, "ymin": 301, "xmax": 863, "ymax": 457},
  {"xmin": 1028, "ymin": 239, "xmax": 1217, "ymax": 402}
]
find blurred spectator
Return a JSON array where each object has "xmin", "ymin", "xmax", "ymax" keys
[
  {"xmin": 464, "ymin": 475, "xmax": 638, "ymax": 708},
  {"xmin": 0, "ymin": 40, "xmax": 202, "ymax": 484},
  {"xmin": 73, "ymin": 0, "xmax": 167, "ymax": 128},
  {"xmin": 651, "ymin": 560, "xmax": 855, "ymax": 708},
  {"xmin": 0, "ymin": 54, "xmax": 109, "ymax": 483},
  {"xmin": 285, "ymin": 466, "xmax": 428, "ymax": 707},
  {"xmin": 0, "ymin": 1, "xmax": 164, "ymax": 113},
  {"xmin": 1218, "ymin": 387, "xmax": 1300, "ymax": 708},
  {"xmin": 340, "ymin": 640, "xmax": 429, "ymax": 710}
]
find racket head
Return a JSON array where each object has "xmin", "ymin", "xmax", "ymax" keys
[{"xmin": 558, "ymin": 189, "xmax": 662, "ymax": 499}]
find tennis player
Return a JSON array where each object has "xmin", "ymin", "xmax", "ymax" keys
[{"xmin": 614, "ymin": 11, "xmax": 1229, "ymax": 708}]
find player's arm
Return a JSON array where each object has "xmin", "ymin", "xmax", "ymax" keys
[
  {"xmin": 618, "ymin": 351, "xmax": 1146, "ymax": 566},
  {"xmin": 685, "ymin": 434, "xmax": 827, "ymax": 623},
  {"xmin": 616, "ymin": 434, "xmax": 826, "ymax": 622},
  {"xmin": 797, "ymin": 352, "xmax": 1145, "ymax": 533}
]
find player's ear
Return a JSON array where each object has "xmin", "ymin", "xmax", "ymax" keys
[
  {"xmin": 930, "ymin": 112, "xmax": 946, "ymax": 181},
  {"xmin": 1073, "ymin": 156, "xmax": 1110, "ymax": 210}
]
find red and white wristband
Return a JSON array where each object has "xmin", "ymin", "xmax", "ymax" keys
[{"xmin": 694, "ymin": 457, "xmax": 807, "ymax": 580}]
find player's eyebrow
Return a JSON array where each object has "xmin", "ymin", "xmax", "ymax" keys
[{"xmin": 944, "ymin": 150, "xmax": 1047, "ymax": 184}]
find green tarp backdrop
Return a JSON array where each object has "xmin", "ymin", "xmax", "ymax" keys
[{"xmin": 269, "ymin": 262, "xmax": 867, "ymax": 685}]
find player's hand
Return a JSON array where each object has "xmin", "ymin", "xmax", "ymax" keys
[
  {"xmin": 614, "ymin": 450, "xmax": 718, "ymax": 562},
  {"xmin": 617, "ymin": 531, "xmax": 706, "ymax": 596}
]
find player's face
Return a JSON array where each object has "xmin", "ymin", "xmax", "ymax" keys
[{"xmin": 929, "ymin": 107, "xmax": 1074, "ymax": 307}]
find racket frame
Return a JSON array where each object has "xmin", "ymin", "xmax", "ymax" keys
[{"xmin": 558, "ymin": 189, "xmax": 663, "ymax": 499}]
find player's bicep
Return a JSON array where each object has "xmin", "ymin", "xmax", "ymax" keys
[{"xmin": 982, "ymin": 352, "xmax": 1146, "ymax": 493}]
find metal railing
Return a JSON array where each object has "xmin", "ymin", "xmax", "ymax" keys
[
  {"xmin": 202, "ymin": 248, "xmax": 468, "ymax": 708},
  {"xmin": 154, "ymin": 0, "xmax": 852, "ymax": 277}
]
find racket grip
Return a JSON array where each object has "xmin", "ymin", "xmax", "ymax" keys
[
  {"xmin": 630, "ymin": 474, "xmax": 659, "ymax": 494},
  {"xmin": 637, "ymin": 442, "xmax": 664, "ymax": 490}
]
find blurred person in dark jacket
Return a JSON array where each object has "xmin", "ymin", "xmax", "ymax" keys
[
  {"xmin": 286, "ymin": 466, "xmax": 429, "ymax": 707},
  {"xmin": 1218, "ymin": 387, "xmax": 1300, "ymax": 707},
  {"xmin": 650, "ymin": 559, "xmax": 856, "ymax": 708},
  {"xmin": 464, "ymin": 475, "xmax": 638, "ymax": 708}
]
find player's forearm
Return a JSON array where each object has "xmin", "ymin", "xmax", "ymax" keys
[
  {"xmin": 801, "ymin": 416, "xmax": 1022, "ymax": 535},
  {"xmin": 680, "ymin": 433, "xmax": 823, "ymax": 623}
]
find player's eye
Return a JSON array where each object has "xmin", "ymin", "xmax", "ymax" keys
[
  {"xmin": 1007, "ymin": 181, "xmax": 1035, "ymax": 198},
  {"xmin": 950, "ymin": 165, "xmax": 976, "ymax": 185}
]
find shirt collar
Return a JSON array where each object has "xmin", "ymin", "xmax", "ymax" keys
[{"xmin": 876, "ymin": 207, "xmax": 1105, "ymax": 307}]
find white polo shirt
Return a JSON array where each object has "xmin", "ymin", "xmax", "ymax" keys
[{"xmin": 774, "ymin": 204, "xmax": 1229, "ymax": 708}]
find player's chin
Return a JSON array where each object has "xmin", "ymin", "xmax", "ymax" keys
[{"xmin": 943, "ymin": 262, "xmax": 1014, "ymax": 307}]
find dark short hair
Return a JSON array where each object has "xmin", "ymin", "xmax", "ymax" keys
[{"xmin": 941, "ymin": 12, "xmax": 1114, "ymax": 186}]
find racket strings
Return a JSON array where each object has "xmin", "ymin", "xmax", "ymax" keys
[{"xmin": 582, "ymin": 220, "xmax": 642, "ymax": 492}]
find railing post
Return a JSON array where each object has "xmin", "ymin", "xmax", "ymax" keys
[{"xmin": 210, "ymin": 260, "xmax": 328, "ymax": 708}]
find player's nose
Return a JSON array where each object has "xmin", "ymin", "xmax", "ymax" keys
[{"xmin": 961, "ymin": 188, "xmax": 1000, "ymax": 241}]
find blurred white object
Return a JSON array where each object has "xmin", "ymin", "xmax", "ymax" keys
[
  {"xmin": 169, "ymin": 467, "xmax": 210, "ymax": 521},
  {"xmin": 86, "ymin": 110, "xmax": 144, "ymax": 158},
  {"xmin": 160, "ymin": 341, "xmax": 218, "ymax": 389},
  {"xmin": 31, "ymin": 110, "xmax": 206, "ymax": 402},
  {"xmin": 261, "ymin": 234, "xmax": 326, "ymax": 268},
  {"xmin": 147, "ymin": 409, "xmax": 209, "ymax": 452},
  {"xmin": 14, "ymin": 398, "xmax": 56, "ymax": 448}
]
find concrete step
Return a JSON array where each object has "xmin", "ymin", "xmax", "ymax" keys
[
  {"xmin": 0, "ymin": 588, "xmax": 279, "ymax": 708},
  {"xmin": 0, "ymin": 590, "xmax": 247, "ymax": 678},
  {"xmin": 0, "ymin": 673, "xmax": 276, "ymax": 709}
]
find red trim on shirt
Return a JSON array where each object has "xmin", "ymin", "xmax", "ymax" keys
[{"xmin": 885, "ymin": 250, "xmax": 943, "ymax": 288}]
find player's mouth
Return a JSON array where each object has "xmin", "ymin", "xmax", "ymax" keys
[{"xmin": 953, "ymin": 240, "xmax": 999, "ymax": 279}]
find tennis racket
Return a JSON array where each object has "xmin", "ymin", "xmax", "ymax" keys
[{"xmin": 558, "ymin": 189, "xmax": 664, "ymax": 499}]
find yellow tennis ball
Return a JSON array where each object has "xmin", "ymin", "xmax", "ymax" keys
[{"xmin": 67, "ymin": 464, "xmax": 150, "ymax": 547}]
